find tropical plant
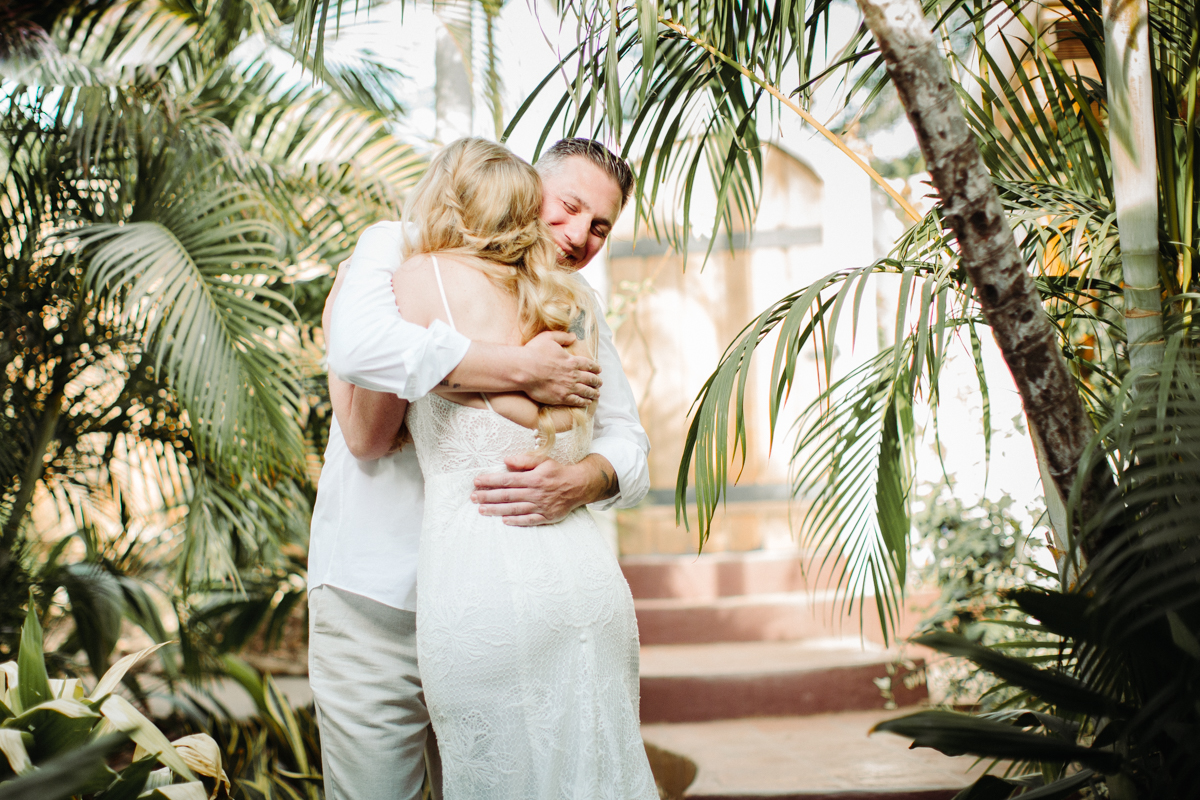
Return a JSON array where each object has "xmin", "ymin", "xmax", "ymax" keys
[
  {"xmin": 0, "ymin": 600, "xmax": 228, "ymax": 800},
  {"xmin": 175, "ymin": 657, "xmax": 326, "ymax": 800},
  {"xmin": 876, "ymin": 351, "xmax": 1200, "ymax": 799},
  {"xmin": 0, "ymin": 0, "xmax": 422, "ymax": 672}
]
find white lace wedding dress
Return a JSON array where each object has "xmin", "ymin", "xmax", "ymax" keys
[{"xmin": 406, "ymin": 259, "xmax": 658, "ymax": 799}]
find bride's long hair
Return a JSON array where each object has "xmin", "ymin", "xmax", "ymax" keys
[{"xmin": 403, "ymin": 137, "xmax": 597, "ymax": 448}]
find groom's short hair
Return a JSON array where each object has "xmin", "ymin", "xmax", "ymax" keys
[{"xmin": 536, "ymin": 139, "xmax": 634, "ymax": 210}]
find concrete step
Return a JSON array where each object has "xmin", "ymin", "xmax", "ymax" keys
[
  {"xmin": 634, "ymin": 590, "xmax": 936, "ymax": 646},
  {"xmin": 639, "ymin": 640, "xmax": 926, "ymax": 723},
  {"xmin": 621, "ymin": 550, "xmax": 827, "ymax": 600},
  {"xmin": 641, "ymin": 708, "xmax": 990, "ymax": 799},
  {"xmin": 636, "ymin": 591, "xmax": 847, "ymax": 645}
]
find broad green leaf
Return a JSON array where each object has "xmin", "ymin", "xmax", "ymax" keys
[
  {"xmin": 1166, "ymin": 610, "xmax": 1200, "ymax": 660},
  {"xmin": 1013, "ymin": 769, "xmax": 1098, "ymax": 800},
  {"xmin": 1010, "ymin": 590, "xmax": 1091, "ymax": 641},
  {"xmin": 93, "ymin": 756, "xmax": 157, "ymax": 800},
  {"xmin": 636, "ymin": 0, "xmax": 658, "ymax": 104},
  {"xmin": 16, "ymin": 605, "xmax": 50, "ymax": 713},
  {"xmin": 47, "ymin": 680, "xmax": 83, "ymax": 701},
  {"xmin": 0, "ymin": 730, "xmax": 33, "ymax": 774},
  {"xmin": 876, "ymin": 382, "xmax": 913, "ymax": 583},
  {"xmin": 0, "ymin": 733, "xmax": 126, "ymax": 800},
  {"xmin": 90, "ymin": 643, "xmax": 170, "ymax": 703},
  {"xmin": 142, "ymin": 767, "xmax": 172, "ymax": 792},
  {"xmin": 98, "ymin": 696, "xmax": 195, "ymax": 782},
  {"xmin": 2, "ymin": 699, "xmax": 99, "ymax": 761},
  {"xmin": 143, "ymin": 783, "xmax": 207, "ymax": 800},
  {"xmin": 264, "ymin": 675, "xmax": 309, "ymax": 774},
  {"xmin": 219, "ymin": 655, "xmax": 266, "ymax": 717},
  {"xmin": 912, "ymin": 632, "xmax": 1115, "ymax": 717}
]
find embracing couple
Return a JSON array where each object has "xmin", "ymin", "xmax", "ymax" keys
[{"xmin": 308, "ymin": 137, "xmax": 659, "ymax": 799}]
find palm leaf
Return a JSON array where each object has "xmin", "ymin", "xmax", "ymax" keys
[
  {"xmin": 77, "ymin": 183, "xmax": 303, "ymax": 470},
  {"xmin": 873, "ymin": 710, "xmax": 1121, "ymax": 772}
]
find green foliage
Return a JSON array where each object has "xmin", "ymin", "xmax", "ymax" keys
[
  {"xmin": 1, "ymin": 0, "xmax": 420, "ymax": 675},
  {"xmin": 177, "ymin": 660, "xmax": 325, "ymax": 800},
  {"xmin": 1, "ymin": 595, "xmax": 339, "ymax": 800},
  {"xmin": 913, "ymin": 486, "xmax": 1041, "ymax": 636}
]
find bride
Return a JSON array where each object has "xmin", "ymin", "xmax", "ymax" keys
[{"xmin": 374, "ymin": 138, "xmax": 658, "ymax": 798}]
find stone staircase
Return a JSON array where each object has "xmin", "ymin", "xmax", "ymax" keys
[{"xmin": 624, "ymin": 547, "xmax": 985, "ymax": 799}]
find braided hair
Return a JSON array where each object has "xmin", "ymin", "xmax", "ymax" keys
[{"xmin": 402, "ymin": 138, "xmax": 597, "ymax": 450}]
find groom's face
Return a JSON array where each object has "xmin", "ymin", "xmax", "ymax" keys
[{"xmin": 539, "ymin": 156, "xmax": 624, "ymax": 271}]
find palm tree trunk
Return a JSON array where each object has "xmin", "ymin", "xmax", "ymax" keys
[
  {"xmin": 1104, "ymin": 0, "xmax": 1164, "ymax": 372},
  {"xmin": 853, "ymin": 0, "xmax": 1113, "ymax": 551}
]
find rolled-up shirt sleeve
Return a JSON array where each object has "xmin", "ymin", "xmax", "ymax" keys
[
  {"xmin": 327, "ymin": 222, "xmax": 471, "ymax": 400},
  {"xmin": 582, "ymin": 281, "xmax": 650, "ymax": 510}
]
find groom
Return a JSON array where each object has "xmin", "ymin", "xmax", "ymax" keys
[{"xmin": 309, "ymin": 139, "xmax": 648, "ymax": 799}]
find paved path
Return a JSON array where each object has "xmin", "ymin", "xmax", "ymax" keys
[{"xmin": 642, "ymin": 708, "xmax": 989, "ymax": 799}]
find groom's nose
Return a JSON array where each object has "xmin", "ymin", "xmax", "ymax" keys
[{"xmin": 562, "ymin": 218, "xmax": 588, "ymax": 255}]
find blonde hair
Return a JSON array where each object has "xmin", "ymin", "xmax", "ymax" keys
[{"xmin": 403, "ymin": 138, "xmax": 597, "ymax": 450}]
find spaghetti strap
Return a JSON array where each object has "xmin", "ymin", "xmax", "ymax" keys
[
  {"xmin": 430, "ymin": 255, "xmax": 458, "ymax": 332},
  {"xmin": 431, "ymin": 255, "xmax": 495, "ymax": 412}
]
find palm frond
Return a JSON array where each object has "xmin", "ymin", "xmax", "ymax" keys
[
  {"xmin": 2, "ymin": 0, "xmax": 197, "ymax": 87},
  {"xmin": 790, "ymin": 347, "xmax": 917, "ymax": 644},
  {"xmin": 77, "ymin": 182, "xmax": 304, "ymax": 471}
]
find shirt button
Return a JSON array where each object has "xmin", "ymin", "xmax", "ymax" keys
[{"xmin": 579, "ymin": 632, "xmax": 588, "ymax": 642}]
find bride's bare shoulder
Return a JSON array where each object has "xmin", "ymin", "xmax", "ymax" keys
[
  {"xmin": 396, "ymin": 252, "xmax": 491, "ymax": 284},
  {"xmin": 393, "ymin": 252, "xmax": 507, "ymax": 329}
]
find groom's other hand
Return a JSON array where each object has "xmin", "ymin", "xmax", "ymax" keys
[
  {"xmin": 472, "ymin": 453, "xmax": 619, "ymax": 525},
  {"xmin": 521, "ymin": 331, "xmax": 602, "ymax": 407}
]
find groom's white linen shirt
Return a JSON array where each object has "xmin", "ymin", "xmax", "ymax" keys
[
  {"xmin": 310, "ymin": 224, "xmax": 470, "ymax": 612},
  {"xmin": 310, "ymin": 221, "xmax": 650, "ymax": 613}
]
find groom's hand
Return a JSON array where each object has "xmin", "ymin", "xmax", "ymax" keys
[
  {"xmin": 521, "ymin": 331, "xmax": 602, "ymax": 407},
  {"xmin": 472, "ymin": 453, "xmax": 619, "ymax": 526}
]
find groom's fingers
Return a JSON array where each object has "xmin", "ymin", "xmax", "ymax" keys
[
  {"xmin": 502, "ymin": 514, "xmax": 549, "ymax": 527},
  {"xmin": 477, "ymin": 502, "xmax": 538, "ymax": 517}
]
